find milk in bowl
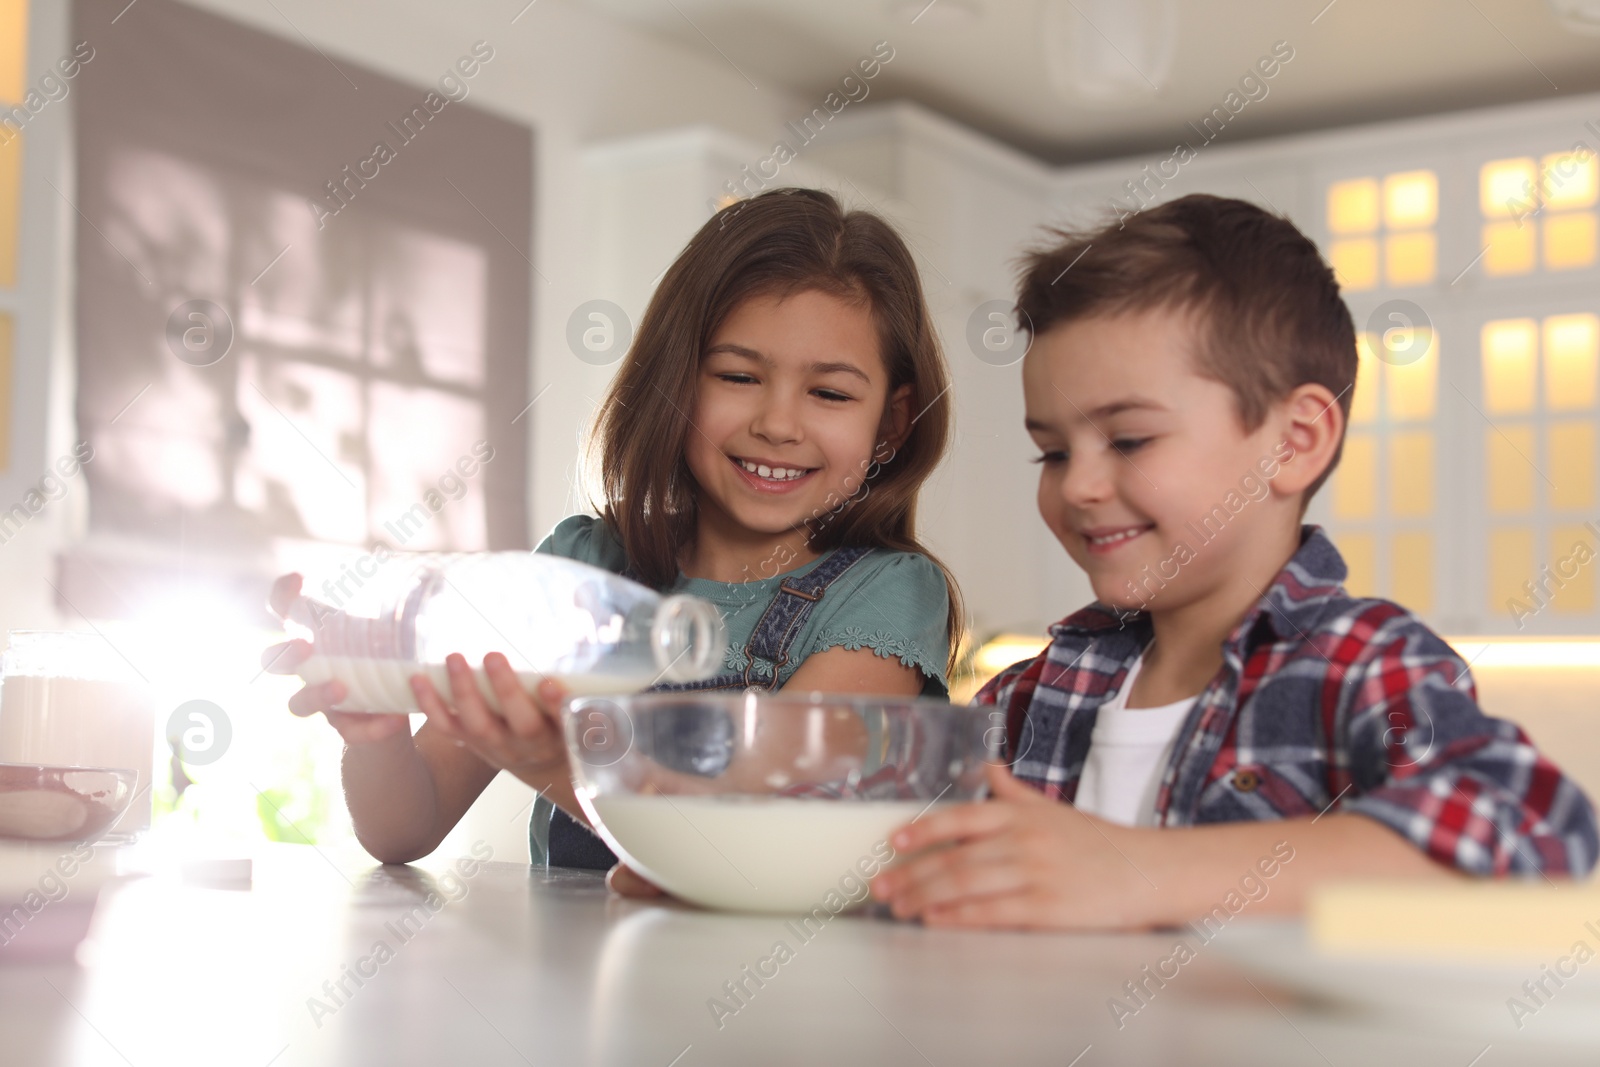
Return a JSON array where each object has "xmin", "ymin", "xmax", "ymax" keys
[{"xmin": 564, "ymin": 692, "xmax": 992, "ymax": 913}]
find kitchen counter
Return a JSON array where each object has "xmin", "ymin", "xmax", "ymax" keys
[{"xmin": 0, "ymin": 842, "xmax": 1592, "ymax": 1066}]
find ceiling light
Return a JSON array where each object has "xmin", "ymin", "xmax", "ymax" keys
[
  {"xmin": 1548, "ymin": 0, "xmax": 1600, "ymax": 33},
  {"xmin": 1041, "ymin": 0, "xmax": 1177, "ymax": 107},
  {"xmin": 886, "ymin": 0, "xmax": 981, "ymax": 27},
  {"xmin": 1549, "ymin": 0, "xmax": 1600, "ymax": 34}
]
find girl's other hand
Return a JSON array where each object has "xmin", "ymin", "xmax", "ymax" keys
[
  {"xmin": 410, "ymin": 652, "xmax": 570, "ymax": 778},
  {"xmin": 606, "ymin": 863, "xmax": 666, "ymax": 899},
  {"xmin": 263, "ymin": 573, "xmax": 410, "ymax": 746}
]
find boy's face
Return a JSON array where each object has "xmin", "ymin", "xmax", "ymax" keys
[{"xmin": 1022, "ymin": 308, "xmax": 1298, "ymax": 615}]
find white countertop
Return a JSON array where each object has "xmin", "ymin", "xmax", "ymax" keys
[{"xmin": 0, "ymin": 842, "xmax": 1593, "ymax": 1067}]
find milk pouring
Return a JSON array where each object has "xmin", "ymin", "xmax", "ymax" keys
[{"xmin": 288, "ymin": 552, "xmax": 727, "ymax": 714}]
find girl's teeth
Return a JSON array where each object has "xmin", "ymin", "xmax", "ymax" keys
[
  {"xmin": 1091, "ymin": 528, "xmax": 1143, "ymax": 545},
  {"xmin": 739, "ymin": 459, "xmax": 806, "ymax": 481}
]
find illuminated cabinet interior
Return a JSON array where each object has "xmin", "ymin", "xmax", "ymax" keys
[
  {"xmin": 1327, "ymin": 169, "xmax": 1439, "ymax": 291},
  {"xmin": 1481, "ymin": 312, "xmax": 1600, "ymax": 621},
  {"xmin": 0, "ymin": 0, "xmax": 25, "ymax": 472},
  {"xmin": 1481, "ymin": 152, "xmax": 1599, "ymax": 277},
  {"xmin": 1323, "ymin": 137, "xmax": 1600, "ymax": 635},
  {"xmin": 1332, "ymin": 326, "xmax": 1439, "ymax": 614}
]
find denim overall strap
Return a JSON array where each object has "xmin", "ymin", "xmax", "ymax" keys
[
  {"xmin": 545, "ymin": 546, "xmax": 875, "ymax": 869},
  {"xmin": 644, "ymin": 545, "xmax": 873, "ymax": 692},
  {"xmin": 738, "ymin": 545, "xmax": 873, "ymax": 687}
]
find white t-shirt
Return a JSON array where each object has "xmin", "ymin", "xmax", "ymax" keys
[{"xmin": 1074, "ymin": 654, "xmax": 1197, "ymax": 827}]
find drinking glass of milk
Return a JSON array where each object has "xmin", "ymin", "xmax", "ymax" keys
[
  {"xmin": 0, "ymin": 631, "xmax": 157, "ymax": 841},
  {"xmin": 289, "ymin": 553, "xmax": 727, "ymax": 714}
]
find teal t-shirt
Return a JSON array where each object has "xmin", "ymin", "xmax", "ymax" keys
[{"xmin": 535, "ymin": 514, "xmax": 951, "ymax": 695}]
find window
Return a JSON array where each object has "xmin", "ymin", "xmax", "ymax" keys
[
  {"xmin": 64, "ymin": 0, "xmax": 532, "ymax": 618},
  {"xmin": 1329, "ymin": 327, "xmax": 1439, "ymax": 611},
  {"xmin": 1481, "ymin": 313, "xmax": 1600, "ymax": 617},
  {"xmin": 1480, "ymin": 152, "xmax": 1599, "ymax": 277},
  {"xmin": 1320, "ymin": 141, "xmax": 1600, "ymax": 633},
  {"xmin": 1326, "ymin": 169, "xmax": 1439, "ymax": 291},
  {"xmin": 0, "ymin": 0, "xmax": 25, "ymax": 468},
  {"xmin": 46, "ymin": 0, "xmax": 537, "ymax": 852}
]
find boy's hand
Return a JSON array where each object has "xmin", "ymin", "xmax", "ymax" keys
[
  {"xmin": 264, "ymin": 573, "xmax": 410, "ymax": 746},
  {"xmin": 869, "ymin": 763, "xmax": 1161, "ymax": 931},
  {"xmin": 410, "ymin": 652, "xmax": 570, "ymax": 779}
]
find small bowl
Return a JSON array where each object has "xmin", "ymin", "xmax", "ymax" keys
[
  {"xmin": 563, "ymin": 692, "xmax": 993, "ymax": 913},
  {"xmin": 0, "ymin": 764, "xmax": 137, "ymax": 843}
]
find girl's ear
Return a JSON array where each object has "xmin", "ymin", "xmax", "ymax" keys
[{"xmin": 881, "ymin": 384, "xmax": 915, "ymax": 451}]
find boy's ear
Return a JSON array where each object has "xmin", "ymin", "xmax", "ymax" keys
[
  {"xmin": 880, "ymin": 383, "xmax": 915, "ymax": 452},
  {"xmin": 1268, "ymin": 383, "xmax": 1344, "ymax": 499}
]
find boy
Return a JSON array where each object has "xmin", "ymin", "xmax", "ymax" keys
[{"xmin": 870, "ymin": 195, "xmax": 1598, "ymax": 930}]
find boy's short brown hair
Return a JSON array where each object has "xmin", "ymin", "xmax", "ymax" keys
[{"xmin": 1015, "ymin": 194, "xmax": 1356, "ymax": 503}]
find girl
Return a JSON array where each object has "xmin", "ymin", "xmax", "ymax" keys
[{"xmin": 265, "ymin": 188, "xmax": 962, "ymax": 882}]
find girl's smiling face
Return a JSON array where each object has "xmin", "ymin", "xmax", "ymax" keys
[{"xmin": 685, "ymin": 289, "xmax": 910, "ymax": 548}]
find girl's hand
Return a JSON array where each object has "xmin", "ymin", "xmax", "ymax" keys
[
  {"xmin": 868, "ymin": 763, "xmax": 1162, "ymax": 931},
  {"xmin": 263, "ymin": 574, "xmax": 410, "ymax": 746},
  {"xmin": 606, "ymin": 863, "xmax": 666, "ymax": 899},
  {"xmin": 410, "ymin": 652, "xmax": 570, "ymax": 778}
]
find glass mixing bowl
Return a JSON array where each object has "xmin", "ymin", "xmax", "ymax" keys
[{"xmin": 563, "ymin": 691, "xmax": 994, "ymax": 913}]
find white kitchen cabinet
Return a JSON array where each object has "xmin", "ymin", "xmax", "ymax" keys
[{"xmin": 583, "ymin": 92, "xmax": 1600, "ymax": 638}]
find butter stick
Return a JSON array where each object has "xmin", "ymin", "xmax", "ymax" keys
[{"xmin": 1309, "ymin": 881, "xmax": 1600, "ymax": 960}]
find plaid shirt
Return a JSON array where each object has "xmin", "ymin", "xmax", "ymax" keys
[{"xmin": 978, "ymin": 526, "xmax": 1598, "ymax": 878}]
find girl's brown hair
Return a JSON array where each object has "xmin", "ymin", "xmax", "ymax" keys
[{"xmin": 587, "ymin": 187, "xmax": 963, "ymax": 671}]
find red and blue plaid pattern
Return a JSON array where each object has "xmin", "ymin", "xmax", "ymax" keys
[{"xmin": 978, "ymin": 526, "xmax": 1598, "ymax": 877}]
